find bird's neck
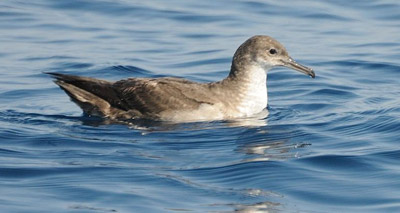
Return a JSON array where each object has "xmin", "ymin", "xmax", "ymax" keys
[{"xmin": 229, "ymin": 61, "xmax": 268, "ymax": 80}]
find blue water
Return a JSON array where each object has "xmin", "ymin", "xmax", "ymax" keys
[{"xmin": 1, "ymin": 0, "xmax": 400, "ymax": 212}]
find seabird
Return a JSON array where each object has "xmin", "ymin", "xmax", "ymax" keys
[{"xmin": 48, "ymin": 35, "xmax": 315, "ymax": 122}]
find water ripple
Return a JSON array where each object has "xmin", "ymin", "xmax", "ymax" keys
[{"xmin": 1, "ymin": 0, "xmax": 400, "ymax": 212}]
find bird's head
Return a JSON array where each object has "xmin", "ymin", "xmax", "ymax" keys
[{"xmin": 232, "ymin": 35, "xmax": 315, "ymax": 78}]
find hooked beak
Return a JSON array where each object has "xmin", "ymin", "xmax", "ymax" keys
[{"xmin": 281, "ymin": 57, "xmax": 315, "ymax": 78}]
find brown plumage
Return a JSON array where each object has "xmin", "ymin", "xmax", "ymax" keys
[
  {"xmin": 49, "ymin": 73, "xmax": 227, "ymax": 120},
  {"xmin": 49, "ymin": 35, "xmax": 315, "ymax": 122}
]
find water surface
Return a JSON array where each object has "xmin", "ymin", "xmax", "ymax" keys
[{"xmin": 1, "ymin": 0, "xmax": 400, "ymax": 212}]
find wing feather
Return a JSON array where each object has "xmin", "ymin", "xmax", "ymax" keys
[{"xmin": 113, "ymin": 77, "xmax": 217, "ymax": 116}]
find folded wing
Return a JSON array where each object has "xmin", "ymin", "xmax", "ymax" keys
[{"xmin": 48, "ymin": 73, "xmax": 217, "ymax": 119}]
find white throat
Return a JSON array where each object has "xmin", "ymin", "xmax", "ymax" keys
[{"xmin": 236, "ymin": 65, "xmax": 269, "ymax": 116}]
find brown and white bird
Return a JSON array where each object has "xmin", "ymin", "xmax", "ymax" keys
[{"xmin": 48, "ymin": 35, "xmax": 315, "ymax": 122}]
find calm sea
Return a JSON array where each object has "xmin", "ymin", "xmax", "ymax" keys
[{"xmin": 1, "ymin": 0, "xmax": 399, "ymax": 212}]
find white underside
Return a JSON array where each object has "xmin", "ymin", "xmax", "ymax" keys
[
  {"xmin": 160, "ymin": 65, "xmax": 269, "ymax": 122},
  {"xmin": 235, "ymin": 65, "xmax": 268, "ymax": 117},
  {"xmin": 160, "ymin": 103, "xmax": 226, "ymax": 122}
]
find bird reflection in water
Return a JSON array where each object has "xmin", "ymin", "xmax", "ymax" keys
[
  {"xmin": 238, "ymin": 140, "xmax": 311, "ymax": 163},
  {"xmin": 78, "ymin": 108, "xmax": 270, "ymax": 130},
  {"xmin": 209, "ymin": 200, "xmax": 281, "ymax": 213}
]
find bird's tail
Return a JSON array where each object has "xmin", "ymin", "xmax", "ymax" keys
[{"xmin": 47, "ymin": 72, "xmax": 119, "ymax": 117}]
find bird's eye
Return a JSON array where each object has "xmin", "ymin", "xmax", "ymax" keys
[{"xmin": 269, "ymin": 48, "xmax": 277, "ymax": 55}]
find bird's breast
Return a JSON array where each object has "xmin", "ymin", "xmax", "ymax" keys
[
  {"xmin": 235, "ymin": 84, "xmax": 268, "ymax": 117},
  {"xmin": 234, "ymin": 67, "xmax": 268, "ymax": 117}
]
